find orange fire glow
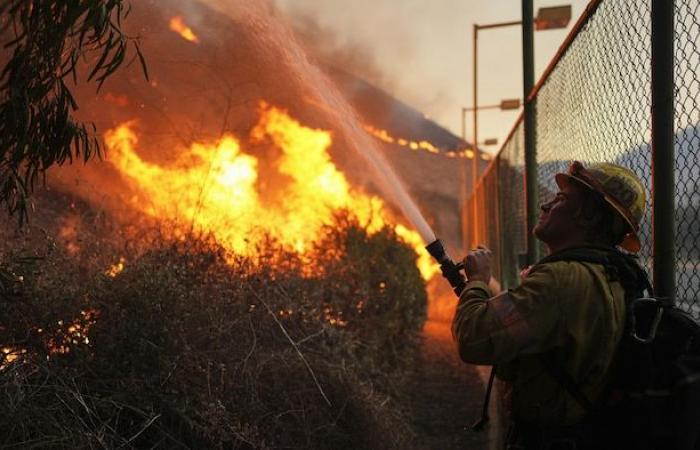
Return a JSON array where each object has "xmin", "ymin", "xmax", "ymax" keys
[
  {"xmin": 47, "ymin": 310, "xmax": 95, "ymax": 355},
  {"xmin": 363, "ymin": 124, "xmax": 489, "ymax": 160},
  {"xmin": 59, "ymin": 216, "xmax": 80, "ymax": 255},
  {"xmin": 1, "ymin": 310, "xmax": 96, "ymax": 369},
  {"xmin": 169, "ymin": 16, "xmax": 200, "ymax": 43},
  {"xmin": 105, "ymin": 102, "xmax": 439, "ymax": 279},
  {"xmin": 103, "ymin": 92, "xmax": 130, "ymax": 107},
  {"xmin": 1, "ymin": 347, "xmax": 24, "ymax": 368},
  {"xmin": 105, "ymin": 257, "xmax": 126, "ymax": 278}
]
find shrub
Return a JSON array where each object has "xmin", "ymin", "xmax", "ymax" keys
[{"xmin": 0, "ymin": 214, "xmax": 427, "ymax": 448}]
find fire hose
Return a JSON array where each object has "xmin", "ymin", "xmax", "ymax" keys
[
  {"xmin": 424, "ymin": 238, "xmax": 467, "ymax": 297},
  {"xmin": 425, "ymin": 238, "xmax": 494, "ymax": 432}
]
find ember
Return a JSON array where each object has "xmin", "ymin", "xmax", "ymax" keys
[
  {"xmin": 105, "ymin": 257, "xmax": 126, "ymax": 278},
  {"xmin": 169, "ymin": 15, "xmax": 199, "ymax": 43}
]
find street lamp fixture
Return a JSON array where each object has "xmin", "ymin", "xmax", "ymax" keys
[
  {"xmin": 462, "ymin": 98, "xmax": 521, "ymax": 114},
  {"xmin": 499, "ymin": 98, "xmax": 522, "ymax": 110},
  {"xmin": 461, "ymin": 98, "xmax": 520, "ymax": 145},
  {"xmin": 535, "ymin": 5, "xmax": 572, "ymax": 30}
]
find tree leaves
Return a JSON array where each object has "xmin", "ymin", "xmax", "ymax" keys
[{"xmin": 0, "ymin": 0, "xmax": 148, "ymax": 223}]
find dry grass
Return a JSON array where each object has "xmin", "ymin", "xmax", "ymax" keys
[{"xmin": 0, "ymin": 206, "xmax": 427, "ymax": 449}]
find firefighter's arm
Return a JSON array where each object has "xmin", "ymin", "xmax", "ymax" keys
[{"xmin": 451, "ymin": 264, "xmax": 564, "ymax": 365}]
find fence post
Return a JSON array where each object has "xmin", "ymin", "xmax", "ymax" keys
[
  {"xmin": 651, "ymin": 0, "xmax": 675, "ymax": 303},
  {"xmin": 522, "ymin": 0, "xmax": 539, "ymax": 265},
  {"xmin": 472, "ymin": 24, "xmax": 480, "ymax": 249}
]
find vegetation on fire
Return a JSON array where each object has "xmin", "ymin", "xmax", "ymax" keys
[{"xmin": 0, "ymin": 207, "xmax": 427, "ymax": 448}]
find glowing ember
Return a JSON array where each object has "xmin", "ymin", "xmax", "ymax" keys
[
  {"xmin": 1, "ymin": 347, "xmax": 24, "ymax": 367},
  {"xmin": 169, "ymin": 16, "xmax": 200, "ymax": 43},
  {"xmin": 105, "ymin": 257, "xmax": 126, "ymax": 278},
  {"xmin": 0, "ymin": 310, "xmax": 97, "ymax": 370},
  {"xmin": 105, "ymin": 102, "xmax": 438, "ymax": 279},
  {"xmin": 48, "ymin": 311, "xmax": 95, "ymax": 355}
]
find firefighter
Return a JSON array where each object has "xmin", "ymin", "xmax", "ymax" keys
[{"xmin": 452, "ymin": 161, "xmax": 646, "ymax": 449}]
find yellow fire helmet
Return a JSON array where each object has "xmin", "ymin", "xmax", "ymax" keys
[{"xmin": 555, "ymin": 161, "xmax": 646, "ymax": 253}]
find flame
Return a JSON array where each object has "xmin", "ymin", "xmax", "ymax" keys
[
  {"xmin": 1, "ymin": 347, "xmax": 24, "ymax": 367},
  {"xmin": 47, "ymin": 310, "xmax": 95, "ymax": 355},
  {"xmin": 394, "ymin": 225, "xmax": 439, "ymax": 279},
  {"xmin": 105, "ymin": 257, "xmax": 126, "ymax": 278},
  {"xmin": 105, "ymin": 103, "xmax": 437, "ymax": 279},
  {"xmin": 169, "ymin": 16, "xmax": 200, "ymax": 43},
  {"xmin": 1, "ymin": 310, "xmax": 96, "ymax": 369},
  {"xmin": 364, "ymin": 124, "xmax": 474, "ymax": 159}
]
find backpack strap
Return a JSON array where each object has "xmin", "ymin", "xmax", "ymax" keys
[
  {"xmin": 539, "ymin": 353, "xmax": 595, "ymax": 412},
  {"xmin": 534, "ymin": 246, "xmax": 651, "ymax": 413},
  {"xmin": 537, "ymin": 245, "xmax": 653, "ymax": 299},
  {"xmin": 538, "ymin": 259, "xmax": 601, "ymax": 413},
  {"xmin": 472, "ymin": 247, "xmax": 653, "ymax": 429}
]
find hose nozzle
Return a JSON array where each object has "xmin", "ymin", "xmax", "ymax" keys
[{"xmin": 426, "ymin": 239, "xmax": 466, "ymax": 298}]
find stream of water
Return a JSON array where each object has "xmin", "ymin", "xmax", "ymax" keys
[{"xmin": 200, "ymin": 0, "xmax": 437, "ymax": 244}]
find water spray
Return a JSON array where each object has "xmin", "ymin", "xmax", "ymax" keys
[
  {"xmin": 200, "ymin": 1, "xmax": 462, "ymax": 294},
  {"xmin": 425, "ymin": 239, "xmax": 467, "ymax": 298}
]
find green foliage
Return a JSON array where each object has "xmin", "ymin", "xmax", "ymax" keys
[
  {"xmin": 0, "ymin": 216, "xmax": 427, "ymax": 448},
  {"xmin": 0, "ymin": 0, "xmax": 146, "ymax": 222}
]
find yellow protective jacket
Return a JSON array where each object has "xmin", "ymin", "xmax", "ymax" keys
[{"xmin": 452, "ymin": 257, "xmax": 626, "ymax": 427}]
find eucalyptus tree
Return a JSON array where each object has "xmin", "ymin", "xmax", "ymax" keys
[{"xmin": 0, "ymin": 0, "xmax": 147, "ymax": 222}]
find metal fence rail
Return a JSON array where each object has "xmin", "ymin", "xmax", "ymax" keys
[{"xmin": 465, "ymin": 0, "xmax": 700, "ymax": 316}]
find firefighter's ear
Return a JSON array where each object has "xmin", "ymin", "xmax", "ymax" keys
[
  {"xmin": 583, "ymin": 211, "xmax": 607, "ymax": 238},
  {"xmin": 574, "ymin": 191, "xmax": 606, "ymax": 229},
  {"xmin": 577, "ymin": 206, "xmax": 600, "ymax": 227}
]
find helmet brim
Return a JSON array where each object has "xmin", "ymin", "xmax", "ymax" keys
[{"xmin": 555, "ymin": 172, "xmax": 641, "ymax": 253}]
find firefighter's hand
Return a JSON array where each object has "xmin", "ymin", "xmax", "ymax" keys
[
  {"xmin": 519, "ymin": 265, "xmax": 534, "ymax": 280},
  {"xmin": 463, "ymin": 245, "xmax": 492, "ymax": 284}
]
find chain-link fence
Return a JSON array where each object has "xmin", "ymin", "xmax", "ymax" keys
[
  {"xmin": 466, "ymin": 120, "xmax": 527, "ymax": 290},
  {"xmin": 674, "ymin": 0, "xmax": 700, "ymax": 315},
  {"xmin": 465, "ymin": 0, "xmax": 700, "ymax": 316}
]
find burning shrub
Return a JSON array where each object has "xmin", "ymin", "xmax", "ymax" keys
[{"xmin": 0, "ymin": 214, "xmax": 426, "ymax": 448}]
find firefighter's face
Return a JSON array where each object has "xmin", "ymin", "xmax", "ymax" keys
[{"xmin": 534, "ymin": 181, "xmax": 586, "ymax": 246}]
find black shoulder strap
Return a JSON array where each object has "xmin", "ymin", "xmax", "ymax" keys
[
  {"xmin": 539, "ymin": 353, "xmax": 595, "ymax": 412},
  {"xmin": 537, "ymin": 245, "xmax": 653, "ymax": 297},
  {"xmin": 535, "ymin": 247, "xmax": 642, "ymax": 413},
  {"xmin": 538, "ymin": 260, "xmax": 598, "ymax": 412},
  {"xmin": 537, "ymin": 247, "xmax": 608, "ymax": 266}
]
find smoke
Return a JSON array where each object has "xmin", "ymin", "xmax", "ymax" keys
[
  {"xmin": 47, "ymin": 1, "xmax": 393, "ymax": 222},
  {"xmin": 277, "ymin": 7, "xmax": 394, "ymax": 92},
  {"xmin": 269, "ymin": 0, "xmax": 456, "ymax": 132},
  {"xmin": 33, "ymin": 0, "xmax": 475, "ymax": 255}
]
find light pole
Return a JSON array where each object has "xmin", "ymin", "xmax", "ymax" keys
[
  {"xmin": 460, "ymin": 100, "xmax": 518, "ymax": 248},
  {"xmin": 468, "ymin": 4, "xmax": 571, "ymax": 249},
  {"xmin": 461, "ymin": 99, "xmax": 521, "ymax": 144}
]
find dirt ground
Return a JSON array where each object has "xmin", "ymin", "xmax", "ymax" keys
[{"xmin": 406, "ymin": 319, "xmax": 496, "ymax": 450}]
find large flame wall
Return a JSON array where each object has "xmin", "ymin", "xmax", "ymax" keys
[
  {"xmin": 46, "ymin": 0, "xmax": 468, "ymax": 320},
  {"xmin": 105, "ymin": 102, "xmax": 438, "ymax": 279}
]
